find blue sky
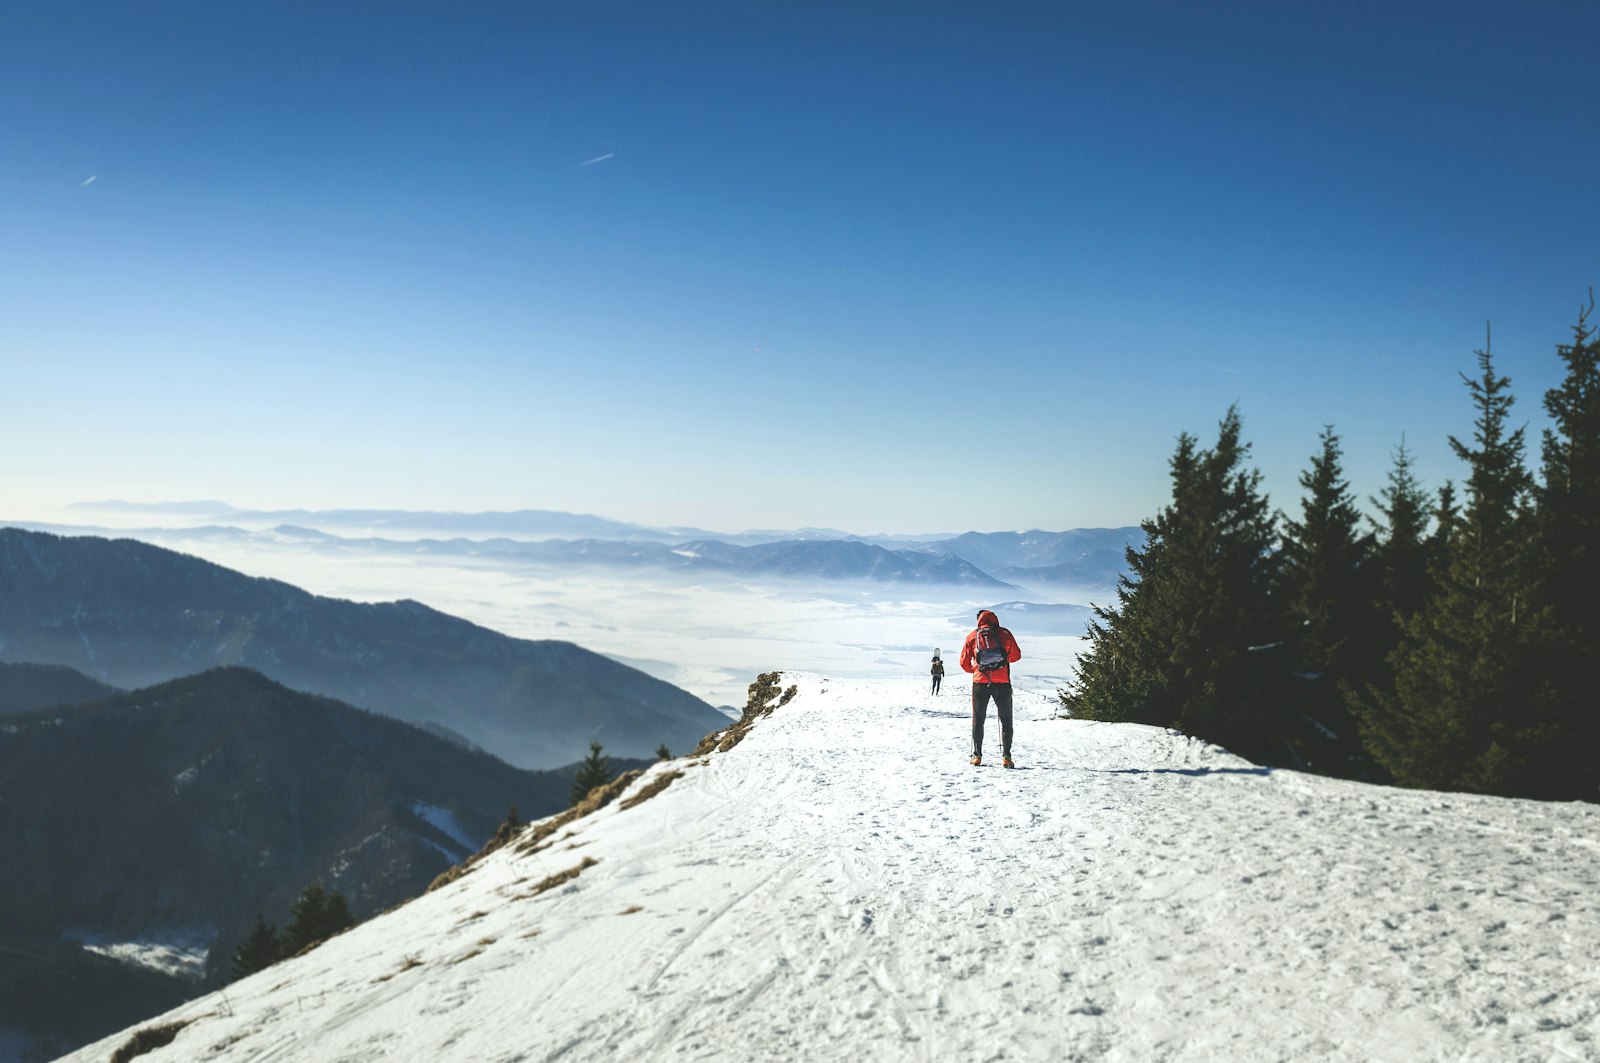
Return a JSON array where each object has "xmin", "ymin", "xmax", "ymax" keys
[{"xmin": 4, "ymin": 1, "xmax": 1597, "ymax": 535}]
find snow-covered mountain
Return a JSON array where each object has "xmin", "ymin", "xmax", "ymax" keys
[{"xmin": 64, "ymin": 674, "xmax": 1600, "ymax": 1062}]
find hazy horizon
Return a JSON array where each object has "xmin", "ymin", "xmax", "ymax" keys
[{"xmin": 0, "ymin": 513, "xmax": 1109, "ymax": 708}]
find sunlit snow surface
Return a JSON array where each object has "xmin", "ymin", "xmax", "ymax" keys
[
  {"xmin": 64, "ymin": 676, "xmax": 1600, "ymax": 1062},
  {"xmin": 73, "ymin": 931, "xmax": 210, "ymax": 981}
]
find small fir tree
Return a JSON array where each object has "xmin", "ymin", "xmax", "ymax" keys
[
  {"xmin": 1357, "ymin": 342, "xmax": 1555, "ymax": 795},
  {"xmin": 281, "ymin": 882, "xmax": 355, "ymax": 957},
  {"xmin": 1281, "ymin": 425, "xmax": 1375, "ymax": 677},
  {"xmin": 1278, "ymin": 426, "xmax": 1376, "ymax": 772},
  {"xmin": 656, "ymin": 743, "xmax": 672, "ymax": 761},
  {"xmin": 229, "ymin": 913, "xmax": 281, "ymax": 980},
  {"xmin": 1063, "ymin": 407, "xmax": 1285, "ymax": 760},
  {"xmin": 1369, "ymin": 435, "xmax": 1434, "ymax": 629},
  {"xmin": 571, "ymin": 741, "xmax": 613, "ymax": 805},
  {"xmin": 1531, "ymin": 298, "xmax": 1600, "ymax": 798}
]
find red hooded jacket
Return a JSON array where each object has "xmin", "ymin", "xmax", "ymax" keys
[{"xmin": 960, "ymin": 610, "xmax": 1022, "ymax": 684}]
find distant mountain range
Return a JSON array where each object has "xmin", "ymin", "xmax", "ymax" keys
[
  {"xmin": 0, "ymin": 665, "xmax": 649, "ymax": 1057},
  {"xmin": 0, "ymin": 528, "xmax": 726, "ymax": 768},
  {"xmin": 914, "ymin": 528, "xmax": 1140, "ymax": 586},
  {"xmin": 0, "ymin": 661, "xmax": 117, "ymax": 713},
  {"xmin": 33, "ymin": 504, "xmax": 1144, "ymax": 589}
]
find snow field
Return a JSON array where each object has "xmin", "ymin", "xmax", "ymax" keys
[{"xmin": 63, "ymin": 675, "xmax": 1600, "ymax": 1062}]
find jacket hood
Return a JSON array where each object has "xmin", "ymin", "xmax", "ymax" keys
[{"xmin": 976, "ymin": 610, "xmax": 999, "ymax": 629}]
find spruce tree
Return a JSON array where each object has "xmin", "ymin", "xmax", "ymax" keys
[
  {"xmin": 656, "ymin": 743, "xmax": 672, "ymax": 761},
  {"xmin": 1062, "ymin": 407, "xmax": 1284, "ymax": 760},
  {"xmin": 1282, "ymin": 426, "xmax": 1374, "ymax": 677},
  {"xmin": 1278, "ymin": 426, "xmax": 1375, "ymax": 773},
  {"xmin": 1532, "ymin": 299, "xmax": 1600, "ymax": 798},
  {"xmin": 1429, "ymin": 480, "xmax": 1460, "ymax": 560},
  {"xmin": 1358, "ymin": 343, "xmax": 1555, "ymax": 795},
  {"xmin": 1342, "ymin": 437, "xmax": 1436, "ymax": 780},
  {"xmin": 281, "ymin": 882, "xmax": 354, "ymax": 956},
  {"xmin": 1369, "ymin": 436, "xmax": 1434, "ymax": 629},
  {"xmin": 229, "ymin": 913, "xmax": 281, "ymax": 980},
  {"xmin": 571, "ymin": 741, "xmax": 612, "ymax": 805}
]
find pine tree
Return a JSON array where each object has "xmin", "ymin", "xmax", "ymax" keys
[
  {"xmin": 656, "ymin": 743, "xmax": 672, "ymax": 761},
  {"xmin": 1531, "ymin": 298, "xmax": 1600, "ymax": 798},
  {"xmin": 1429, "ymin": 480, "xmax": 1460, "ymax": 560},
  {"xmin": 229, "ymin": 913, "xmax": 281, "ymax": 980},
  {"xmin": 1278, "ymin": 426, "xmax": 1375, "ymax": 773},
  {"xmin": 1369, "ymin": 436, "xmax": 1434, "ymax": 629},
  {"xmin": 1358, "ymin": 342, "xmax": 1555, "ymax": 795},
  {"xmin": 1282, "ymin": 426, "xmax": 1374, "ymax": 676},
  {"xmin": 280, "ymin": 882, "xmax": 354, "ymax": 957},
  {"xmin": 571, "ymin": 741, "xmax": 612, "ymax": 805},
  {"xmin": 1062, "ymin": 407, "xmax": 1284, "ymax": 760},
  {"xmin": 324, "ymin": 889, "xmax": 354, "ymax": 936}
]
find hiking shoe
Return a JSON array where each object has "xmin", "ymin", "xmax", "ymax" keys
[
  {"xmin": 970, "ymin": 754, "xmax": 982, "ymax": 767},
  {"xmin": 1002, "ymin": 756, "xmax": 1015, "ymax": 769}
]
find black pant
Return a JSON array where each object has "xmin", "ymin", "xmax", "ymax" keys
[
  {"xmin": 971, "ymin": 683, "xmax": 1013, "ymax": 757},
  {"xmin": 932, "ymin": 674, "xmax": 942, "ymax": 694}
]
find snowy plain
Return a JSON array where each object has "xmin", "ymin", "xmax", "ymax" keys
[{"xmin": 62, "ymin": 673, "xmax": 1600, "ymax": 1063}]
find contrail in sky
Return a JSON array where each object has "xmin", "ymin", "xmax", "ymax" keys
[
  {"xmin": 577, "ymin": 153, "xmax": 615, "ymax": 168},
  {"xmin": 79, "ymin": 175, "xmax": 97, "ymax": 187}
]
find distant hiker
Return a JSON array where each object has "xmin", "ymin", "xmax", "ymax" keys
[
  {"xmin": 960, "ymin": 609, "xmax": 1022, "ymax": 768},
  {"xmin": 931, "ymin": 653, "xmax": 945, "ymax": 695}
]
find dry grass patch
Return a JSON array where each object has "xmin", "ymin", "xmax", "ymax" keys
[
  {"xmin": 110, "ymin": 1020, "xmax": 192, "ymax": 1063},
  {"xmin": 620, "ymin": 905, "xmax": 644, "ymax": 915},
  {"xmin": 514, "ymin": 856, "xmax": 600, "ymax": 901},
  {"xmin": 511, "ymin": 771, "xmax": 644, "ymax": 857},
  {"xmin": 619, "ymin": 769, "xmax": 682, "ymax": 811},
  {"xmin": 371, "ymin": 954, "xmax": 425, "ymax": 984}
]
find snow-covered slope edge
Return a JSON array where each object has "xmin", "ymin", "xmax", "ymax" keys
[{"xmin": 64, "ymin": 675, "xmax": 1600, "ymax": 1062}]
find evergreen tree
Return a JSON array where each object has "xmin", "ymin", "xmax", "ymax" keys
[
  {"xmin": 1369, "ymin": 435, "xmax": 1434, "ymax": 629},
  {"xmin": 1282, "ymin": 426, "xmax": 1375, "ymax": 677},
  {"xmin": 1342, "ymin": 437, "xmax": 1436, "ymax": 780},
  {"xmin": 1278, "ymin": 426, "xmax": 1375, "ymax": 773},
  {"xmin": 1532, "ymin": 299, "xmax": 1600, "ymax": 798},
  {"xmin": 656, "ymin": 743, "xmax": 672, "ymax": 761},
  {"xmin": 1062, "ymin": 407, "xmax": 1285, "ymax": 760},
  {"xmin": 1429, "ymin": 480, "xmax": 1460, "ymax": 560},
  {"xmin": 281, "ymin": 882, "xmax": 354, "ymax": 957},
  {"xmin": 1357, "ymin": 343, "xmax": 1555, "ymax": 795},
  {"xmin": 571, "ymin": 741, "xmax": 612, "ymax": 805},
  {"xmin": 229, "ymin": 913, "xmax": 281, "ymax": 980}
]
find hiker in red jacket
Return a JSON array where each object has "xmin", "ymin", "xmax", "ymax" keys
[{"xmin": 960, "ymin": 609, "xmax": 1022, "ymax": 768}]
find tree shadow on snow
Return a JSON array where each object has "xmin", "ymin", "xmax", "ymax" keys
[{"xmin": 1088, "ymin": 766, "xmax": 1275, "ymax": 778}]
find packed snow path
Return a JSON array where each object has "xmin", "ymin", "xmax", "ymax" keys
[{"xmin": 67, "ymin": 675, "xmax": 1600, "ymax": 1062}]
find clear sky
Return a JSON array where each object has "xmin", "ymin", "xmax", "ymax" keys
[{"xmin": 4, "ymin": 1, "xmax": 1597, "ymax": 535}]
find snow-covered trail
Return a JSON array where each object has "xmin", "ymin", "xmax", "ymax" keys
[{"xmin": 65, "ymin": 675, "xmax": 1600, "ymax": 1062}]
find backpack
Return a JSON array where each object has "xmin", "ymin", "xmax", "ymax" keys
[{"xmin": 974, "ymin": 626, "xmax": 1008, "ymax": 673}]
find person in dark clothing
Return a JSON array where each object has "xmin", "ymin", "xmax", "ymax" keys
[
  {"xmin": 931, "ymin": 653, "xmax": 945, "ymax": 695},
  {"xmin": 959, "ymin": 609, "xmax": 1022, "ymax": 768}
]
